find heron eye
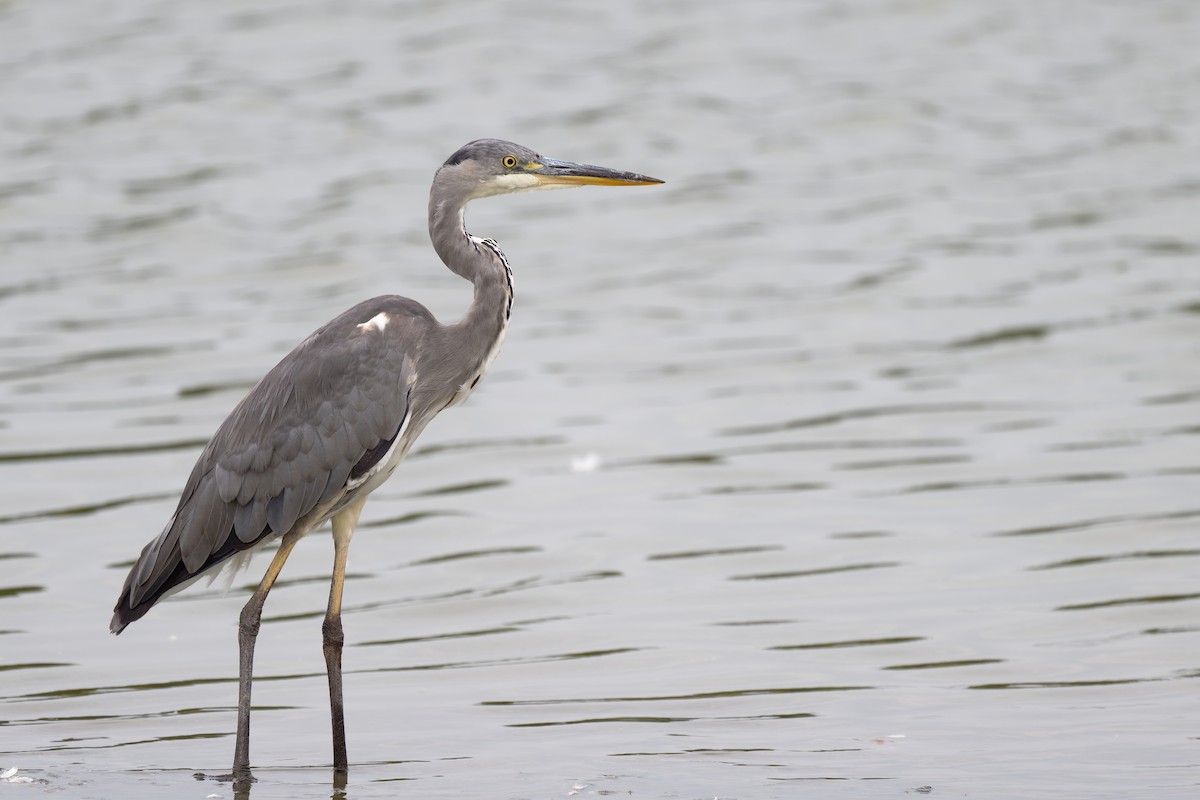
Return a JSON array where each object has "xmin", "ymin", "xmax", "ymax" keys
[{"xmin": 502, "ymin": 155, "xmax": 518, "ymax": 169}]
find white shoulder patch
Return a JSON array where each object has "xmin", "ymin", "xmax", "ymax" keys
[{"xmin": 357, "ymin": 312, "xmax": 390, "ymax": 333}]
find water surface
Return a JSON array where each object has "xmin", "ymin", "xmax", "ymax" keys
[{"xmin": 2, "ymin": 1, "xmax": 1198, "ymax": 798}]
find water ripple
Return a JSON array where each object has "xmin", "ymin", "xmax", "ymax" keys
[
  {"xmin": 835, "ymin": 455, "xmax": 970, "ymax": 471},
  {"xmin": 509, "ymin": 712, "xmax": 815, "ymax": 727},
  {"xmin": 732, "ymin": 562, "xmax": 900, "ymax": 582},
  {"xmin": 481, "ymin": 686, "xmax": 867, "ymax": 706},
  {"xmin": 0, "ymin": 439, "xmax": 208, "ymax": 464},
  {"xmin": 700, "ymin": 481, "xmax": 826, "ymax": 497},
  {"xmin": 1056, "ymin": 593, "xmax": 1200, "ymax": 612},
  {"xmin": 610, "ymin": 747, "xmax": 778, "ymax": 758},
  {"xmin": 406, "ymin": 546, "xmax": 541, "ymax": 566},
  {"xmin": 409, "ymin": 436, "xmax": 564, "ymax": 459},
  {"xmin": 950, "ymin": 325, "xmax": 1050, "ymax": 349},
  {"xmin": 263, "ymin": 569, "xmax": 623, "ymax": 623},
  {"xmin": 770, "ymin": 637, "xmax": 923, "ymax": 651},
  {"xmin": 373, "ymin": 647, "xmax": 639, "ymax": 674},
  {"xmin": 899, "ymin": 471, "xmax": 1126, "ymax": 495},
  {"xmin": 89, "ymin": 206, "xmax": 198, "ymax": 239},
  {"xmin": 970, "ymin": 678, "xmax": 1158, "ymax": 691},
  {"xmin": 409, "ymin": 479, "xmax": 507, "ymax": 497},
  {"xmin": 1030, "ymin": 549, "xmax": 1200, "ymax": 571},
  {"xmin": 355, "ymin": 626, "xmax": 520, "ymax": 648},
  {"xmin": 0, "ymin": 706, "xmax": 232, "ymax": 728},
  {"xmin": 990, "ymin": 508, "xmax": 1200, "ymax": 537},
  {"xmin": 0, "ymin": 586, "xmax": 44, "ymax": 599},
  {"xmin": 0, "ymin": 662, "xmax": 72, "ymax": 673},
  {"xmin": 26, "ymin": 731, "xmax": 228, "ymax": 754},
  {"xmin": 0, "ymin": 493, "xmax": 174, "ymax": 525},
  {"xmin": 358, "ymin": 510, "xmax": 463, "ymax": 530},
  {"xmin": 719, "ymin": 402, "xmax": 1002, "ymax": 437},
  {"xmin": 647, "ymin": 545, "xmax": 783, "ymax": 561},
  {"xmin": 883, "ymin": 659, "xmax": 1004, "ymax": 671}
]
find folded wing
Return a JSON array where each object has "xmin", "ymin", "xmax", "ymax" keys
[{"xmin": 111, "ymin": 299, "xmax": 426, "ymax": 632}]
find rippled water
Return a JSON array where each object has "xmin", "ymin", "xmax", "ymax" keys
[{"xmin": 2, "ymin": 1, "xmax": 1199, "ymax": 798}]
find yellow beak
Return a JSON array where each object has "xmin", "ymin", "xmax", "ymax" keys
[{"xmin": 527, "ymin": 157, "xmax": 663, "ymax": 187}]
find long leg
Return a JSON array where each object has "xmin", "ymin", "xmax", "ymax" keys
[
  {"xmin": 232, "ymin": 530, "xmax": 303, "ymax": 785},
  {"xmin": 325, "ymin": 495, "xmax": 367, "ymax": 775}
]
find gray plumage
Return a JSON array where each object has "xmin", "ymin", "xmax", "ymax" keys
[
  {"xmin": 108, "ymin": 138, "xmax": 661, "ymax": 782},
  {"xmin": 113, "ymin": 298, "xmax": 424, "ymax": 628}
]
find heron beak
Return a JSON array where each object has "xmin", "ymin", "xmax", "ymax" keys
[{"xmin": 526, "ymin": 157, "xmax": 664, "ymax": 187}]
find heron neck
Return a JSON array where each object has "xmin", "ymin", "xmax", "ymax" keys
[
  {"xmin": 430, "ymin": 199, "xmax": 499, "ymax": 278},
  {"xmin": 429, "ymin": 200, "xmax": 513, "ymax": 380}
]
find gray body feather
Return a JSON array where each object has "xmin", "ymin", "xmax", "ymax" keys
[{"xmin": 110, "ymin": 285, "xmax": 505, "ymax": 632}]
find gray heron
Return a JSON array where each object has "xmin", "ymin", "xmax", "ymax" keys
[{"xmin": 110, "ymin": 139, "xmax": 662, "ymax": 784}]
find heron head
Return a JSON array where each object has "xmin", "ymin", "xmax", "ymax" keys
[{"xmin": 438, "ymin": 139, "xmax": 663, "ymax": 201}]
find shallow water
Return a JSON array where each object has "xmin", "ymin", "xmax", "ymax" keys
[{"xmin": 2, "ymin": 0, "xmax": 1199, "ymax": 798}]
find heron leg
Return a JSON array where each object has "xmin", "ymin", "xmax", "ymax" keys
[
  {"xmin": 232, "ymin": 530, "xmax": 303, "ymax": 785},
  {"xmin": 324, "ymin": 495, "xmax": 367, "ymax": 775}
]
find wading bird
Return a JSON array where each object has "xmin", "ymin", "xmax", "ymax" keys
[{"xmin": 110, "ymin": 139, "xmax": 662, "ymax": 784}]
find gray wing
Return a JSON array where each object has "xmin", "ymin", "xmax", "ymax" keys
[{"xmin": 112, "ymin": 297, "xmax": 427, "ymax": 632}]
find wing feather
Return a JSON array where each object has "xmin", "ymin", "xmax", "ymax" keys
[
  {"xmin": 111, "ymin": 297, "xmax": 430, "ymax": 633},
  {"xmin": 233, "ymin": 497, "xmax": 268, "ymax": 543}
]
